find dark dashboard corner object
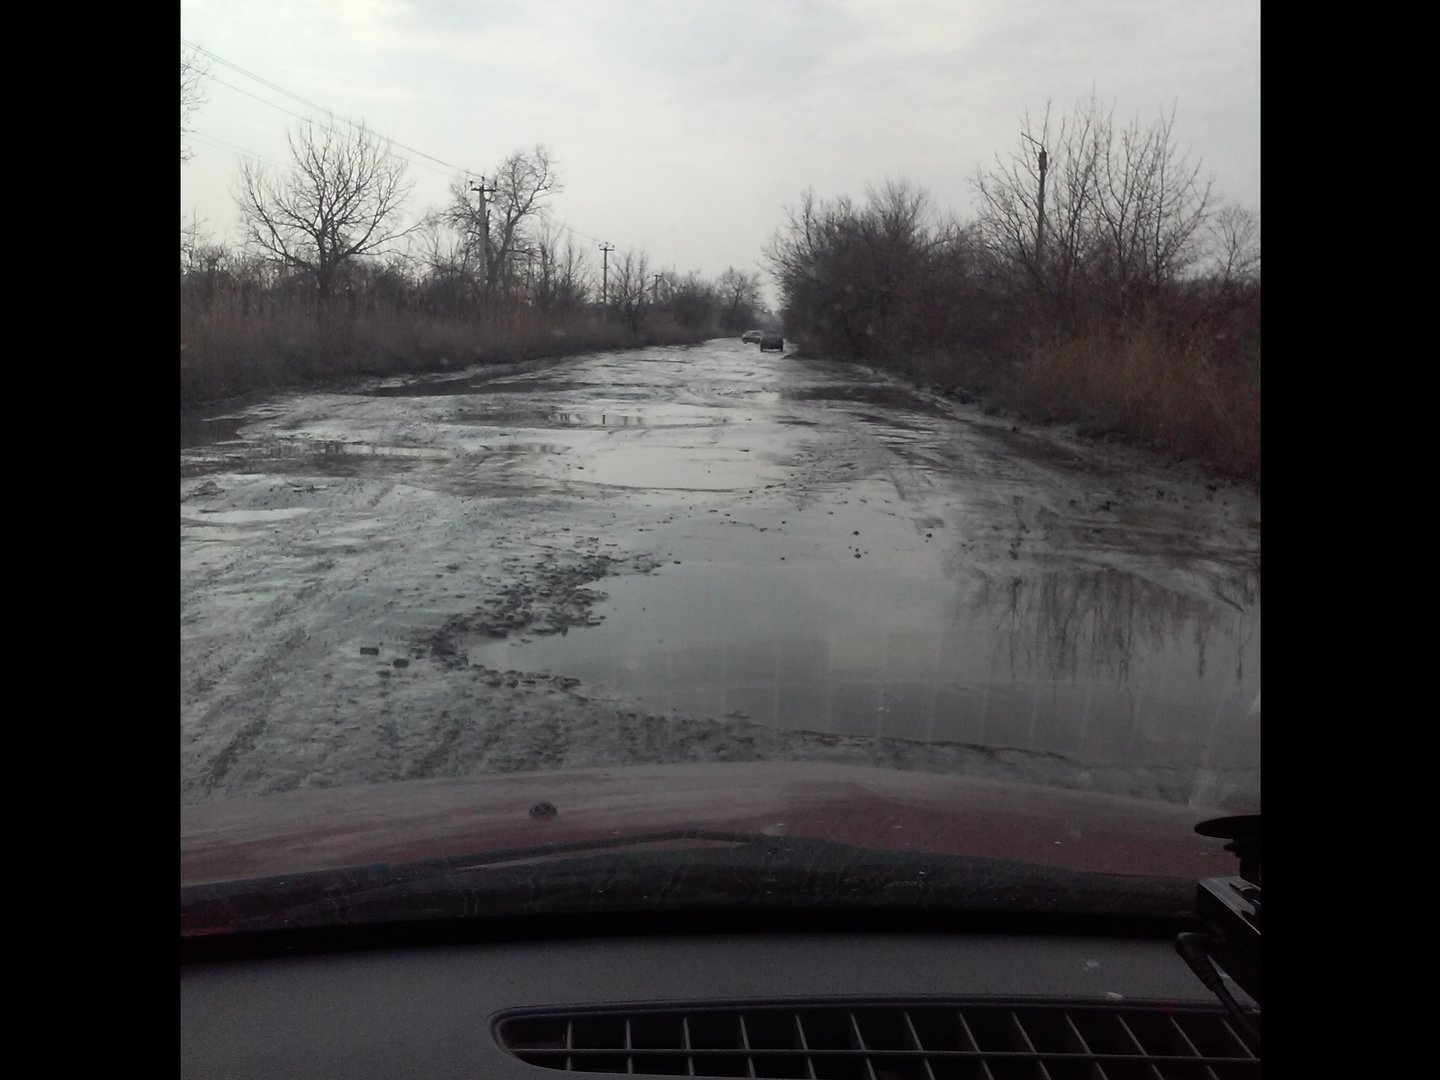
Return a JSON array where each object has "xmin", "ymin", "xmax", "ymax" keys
[
  {"xmin": 1192, "ymin": 814, "xmax": 1260, "ymax": 1008},
  {"xmin": 1194, "ymin": 814, "xmax": 1260, "ymax": 885}
]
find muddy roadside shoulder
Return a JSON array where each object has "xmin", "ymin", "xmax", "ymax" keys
[
  {"xmin": 181, "ymin": 355, "xmax": 571, "ymax": 426},
  {"xmin": 791, "ymin": 354, "xmax": 1259, "ymax": 520},
  {"xmin": 785, "ymin": 346, "xmax": 1258, "ymax": 493},
  {"xmin": 180, "ymin": 331, "xmax": 720, "ymax": 417}
]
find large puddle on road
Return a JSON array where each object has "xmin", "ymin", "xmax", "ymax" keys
[
  {"xmin": 781, "ymin": 383, "xmax": 954, "ymax": 418},
  {"xmin": 181, "ymin": 506, "xmax": 314, "ymax": 525},
  {"xmin": 183, "ymin": 342, "xmax": 1260, "ymax": 810},
  {"xmin": 451, "ymin": 404, "xmax": 728, "ymax": 430},
  {"xmin": 474, "ymin": 515, "xmax": 1261, "ymax": 810},
  {"xmin": 363, "ymin": 368, "xmax": 596, "ymax": 398},
  {"xmin": 531, "ymin": 442, "xmax": 785, "ymax": 493}
]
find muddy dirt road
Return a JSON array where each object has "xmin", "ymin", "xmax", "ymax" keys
[{"xmin": 181, "ymin": 339, "xmax": 1260, "ymax": 810}]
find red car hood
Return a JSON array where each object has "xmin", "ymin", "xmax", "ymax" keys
[{"xmin": 181, "ymin": 763, "xmax": 1236, "ymax": 886}]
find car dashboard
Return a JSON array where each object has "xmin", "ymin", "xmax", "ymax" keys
[{"xmin": 180, "ymin": 929, "xmax": 1260, "ymax": 1078}]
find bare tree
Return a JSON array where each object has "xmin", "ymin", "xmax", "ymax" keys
[
  {"xmin": 441, "ymin": 145, "xmax": 561, "ymax": 299},
  {"xmin": 665, "ymin": 270, "xmax": 718, "ymax": 329},
  {"xmin": 235, "ymin": 120, "xmax": 415, "ymax": 312},
  {"xmin": 181, "ymin": 45, "xmax": 210, "ymax": 163},
  {"xmin": 439, "ymin": 178, "xmax": 491, "ymax": 293},
  {"xmin": 1094, "ymin": 103, "xmax": 1211, "ymax": 305},
  {"xmin": 765, "ymin": 179, "xmax": 962, "ymax": 359},
  {"xmin": 715, "ymin": 267, "xmax": 763, "ymax": 330},
  {"xmin": 973, "ymin": 101, "xmax": 1104, "ymax": 313},
  {"xmin": 1205, "ymin": 204, "xmax": 1261, "ymax": 288},
  {"xmin": 527, "ymin": 220, "xmax": 592, "ymax": 311},
  {"xmin": 488, "ymin": 145, "xmax": 561, "ymax": 294},
  {"xmin": 556, "ymin": 233, "xmax": 594, "ymax": 309},
  {"xmin": 1180, "ymin": 202, "xmax": 1260, "ymax": 332},
  {"xmin": 180, "ymin": 213, "xmax": 233, "ymax": 312},
  {"xmin": 973, "ymin": 97, "xmax": 1212, "ymax": 325},
  {"xmin": 418, "ymin": 206, "xmax": 484, "ymax": 314},
  {"xmin": 609, "ymin": 248, "xmax": 651, "ymax": 331},
  {"xmin": 765, "ymin": 189, "xmax": 862, "ymax": 351}
]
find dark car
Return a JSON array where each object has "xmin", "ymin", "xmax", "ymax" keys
[
  {"xmin": 759, "ymin": 331, "xmax": 784, "ymax": 351},
  {"xmin": 741, "ymin": 329, "xmax": 762, "ymax": 344}
]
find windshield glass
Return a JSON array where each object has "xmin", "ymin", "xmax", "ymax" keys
[{"xmin": 180, "ymin": 2, "xmax": 1260, "ymax": 932}]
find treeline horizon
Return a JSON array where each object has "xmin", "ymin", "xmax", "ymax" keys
[
  {"xmin": 180, "ymin": 90, "xmax": 1257, "ymax": 483},
  {"xmin": 181, "ymin": 135, "xmax": 770, "ymax": 404},
  {"xmin": 767, "ymin": 99, "xmax": 1260, "ymax": 482}
]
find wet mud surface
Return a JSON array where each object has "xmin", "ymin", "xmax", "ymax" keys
[{"xmin": 181, "ymin": 341, "xmax": 1260, "ymax": 810}]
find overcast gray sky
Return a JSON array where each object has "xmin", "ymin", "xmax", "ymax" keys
[{"xmin": 179, "ymin": 0, "xmax": 1260, "ymax": 300}]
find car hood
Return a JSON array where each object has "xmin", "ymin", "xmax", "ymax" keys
[{"xmin": 181, "ymin": 762, "xmax": 1233, "ymax": 887}]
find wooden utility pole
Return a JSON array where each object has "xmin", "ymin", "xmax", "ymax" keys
[
  {"xmin": 652, "ymin": 273, "xmax": 663, "ymax": 303},
  {"xmin": 1035, "ymin": 146, "xmax": 1048, "ymax": 270},
  {"xmin": 1020, "ymin": 134, "xmax": 1048, "ymax": 270},
  {"xmin": 470, "ymin": 176, "xmax": 497, "ymax": 286},
  {"xmin": 599, "ymin": 242, "xmax": 614, "ymax": 304}
]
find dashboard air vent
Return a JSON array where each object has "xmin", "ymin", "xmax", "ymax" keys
[{"xmin": 495, "ymin": 1000, "xmax": 1260, "ymax": 1078}]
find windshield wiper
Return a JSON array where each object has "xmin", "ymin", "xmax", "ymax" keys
[{"xmin": 182, "ymin": 829, "xmax": 1193, "ymax": 939}]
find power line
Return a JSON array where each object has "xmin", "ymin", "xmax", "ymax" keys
[
  {"xmin": 200, "ymin": 74, "xmax": 461, "ymax": 181},
  {"xmin": 182, "ymin": 41, "xmax": 620, "ymax": 255},
  {"xmin": 184, "ymin": 40, "xmax": 472, "ymax": 178},
  {"xmin": 553, "ymin": 218, "xmax": 606, "ymax": 245},
  {"xmin": 203, "ymin": 74, "xmax": 326, "ymax": 130},
  {"xmin": 187, "ymin": 130, "xmax": 288, "ymax": 168},
  {"xmin": 185, "ymin": 39, "xmax": 336, "ymax": 124}
]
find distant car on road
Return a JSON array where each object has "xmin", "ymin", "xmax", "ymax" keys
[
  {"xmin": 741, "ymin": 330, "xmax": 762, "ymax": 344},
  {"xmin": 759, "ymin": 331, "xmax": 785, "ymax": 352}
]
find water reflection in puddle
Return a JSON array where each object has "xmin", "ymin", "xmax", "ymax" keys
[
  {"xmin": 198, "ymin": 439, "xmax": 464, "ymax": 463},
  {"xmin": 780, "ymin": 383, "xmax": 953, "ymax": 417},
  {"xmin": 181, "ymin": 506, "xmax": 314, "ymax": 525},
  {"xmin": 534, "ymin": 443, "xmax": 778, "ymax": 492},
  {"xmin": 475, "ymin": 558, "xmax": 1260, "ymax": 806},
  {"xmin": 453, "ymin": 405, "xmax": 725, "ymax": 430},
  {"xmin": 366, "ymin": 377, "xmax": 594, "ymax": 398}
]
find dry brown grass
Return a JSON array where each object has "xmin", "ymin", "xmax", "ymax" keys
[
  {"xmin": 1008, "ymin": 316, "xmax": 1260, "ymax": 482},
  {"xmin": 855, "ymin": 302, "xmax": 1260, "ymax": 484},
  {"xmin": 180, "ymin": 300, "xmax": 710, "ymax": 405}
]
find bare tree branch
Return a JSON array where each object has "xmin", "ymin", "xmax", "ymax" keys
[
  {"xmin": 488, "ymin": 145, "xmax": 561, "ymax": 294},
  {"xmin": 233, "ymin": 120, "xmax": 416, "ymax": 311},
  {"xmin": 181, "ymin": 46, "xmax": 210, "ymax": 164},
  {"xmin": 716, "ymin": 267, "xmax": 763, "ymax": 331},
  {"xmin": 973, "ymin": 96, "xmax": 1214, "ymax": 326}
]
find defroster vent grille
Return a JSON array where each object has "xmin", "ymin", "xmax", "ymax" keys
[{"xmin": 495, "ymin": 1001, "xmax": 1260, "ymax": 1079}]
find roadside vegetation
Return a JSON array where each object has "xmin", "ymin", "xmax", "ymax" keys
[
  {"xmin": 765, "ymin": 99, "xmax": 1260, "ymax": 483},
  {"xmin": 181, "ymin": 110, "xmax": 766, "ymax": 406},
  {"xmin": 181, "ymin": 61, "xmax": 1257, "ymax": 483}
]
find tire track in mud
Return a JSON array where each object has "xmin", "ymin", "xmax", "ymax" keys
[
  {"xmin": 182, "ymin": 485, "xmax": 401, "ymax": 795},
  {"xmin": 185, "ymin": 615, "xmax": 323, "ymax": 796},
  {"xmin": 191, "ymin": 615, "xmax": 1254, "ymax": 808},
  {"xmin": 182, "ymin": 507, "xmax": 666, "ymax": 800},
  {"xmin": 282, "ymin": 669, "xmax": 1247, "ymax": 809}
]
